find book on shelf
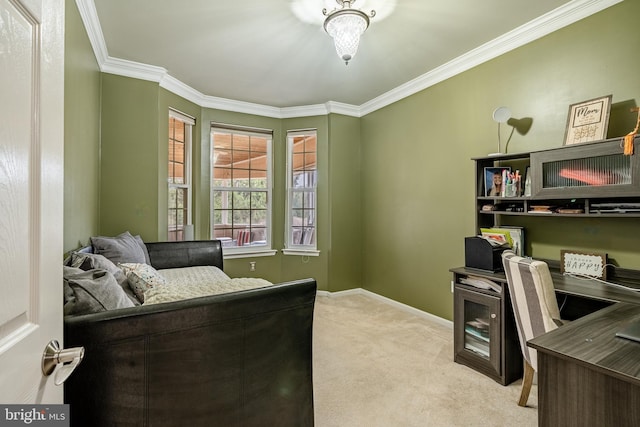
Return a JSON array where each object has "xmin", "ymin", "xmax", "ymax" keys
[
  {"xmin": 464, "ymin": 325, "xmax": 490, "ymax": 342},
  {"xmin": 480, "ymin": 226, "xmax": 525, "ymax": 256},
  {"xmin": 464, "ymin": 339, "xmax": 490, "ymax": 358},
  {"xmin": 497, "ymin": 226, "xmax": 525, "ymax": 256}
]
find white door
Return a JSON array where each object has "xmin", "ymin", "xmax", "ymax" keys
[{"xmin": 0, "ymin": 0, "xmax": 65, "ymax": 402}]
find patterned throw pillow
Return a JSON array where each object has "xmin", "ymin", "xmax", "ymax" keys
[{"xmin": 119, "ymin": 263, "xmax": 167, "ymax": 302}]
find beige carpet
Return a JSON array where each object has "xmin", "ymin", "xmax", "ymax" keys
[{"xmin": 312, "ymin": 291, "xmax": 538, "ymax": 427}]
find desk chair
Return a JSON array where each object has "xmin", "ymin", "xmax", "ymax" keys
[{"xmin": 502, "ymin": 250, "xmax": 564, "ymax": 406}]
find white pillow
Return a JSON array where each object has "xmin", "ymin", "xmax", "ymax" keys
[{"xmin": 119, "ymin": 263, "xmax": 167, "ymax": 302}]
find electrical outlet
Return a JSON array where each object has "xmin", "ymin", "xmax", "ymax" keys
[
  {"xmin": 451, "ymin": 280, "xmax": 454, "ymax": 293},
  {"xmin": 249, "ymin": 261, "xmax": 256, "ymax": 271}
]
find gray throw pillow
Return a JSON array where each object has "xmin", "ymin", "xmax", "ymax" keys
[
  {"xmin": 133, "ymin": 234, "xmax": 151, "ymax": 264},
  {"xmin": 63, "ymin": 266, "xmax": 135, "ymax": 316},
  {"xmin": 91, "ymin": 231, "xmax": 146, "ymax": 265},
  {"xmin": 70, "ymin": 252, "xmax": 141, "ymax": 306}
]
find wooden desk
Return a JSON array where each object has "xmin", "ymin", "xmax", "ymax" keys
[
  {"xmin": 453, "ymin": 266, "xmax": 640, "ymax": 305},
  {"xmin": 450, "ymin": 265, "xmax": 640, "ymax": 386},
  {"xmin": 549, "ymin": 270, "xmax": 640, "ymax": 305},
  {"xmin": 529, "ymin": 303, "xmax": 640, "ymax": 427},
  {"xmin": 453, "ymin": 264, "xmax": 640, "ymax": 424}
]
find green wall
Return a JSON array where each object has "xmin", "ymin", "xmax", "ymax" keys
[
  {"xmin": 64, "ymin": 0, "xmax": 640, "ymax": 319},
  {"xmin": 360, "ymin": 1, "xmax": 640, "ymax": 320},
  {"xmin": 99, "ymin": 75, "xmax": 159, "ymax": 240},
  {"xmin": 94, "ymin": 92, "xmax": 356, "ymax": 291},
  {"xmin": 197, "ymin": 109, "xmax": 286, "ymax": 283},
  {"xmin": 193, "ymin": 111, "xmax": 343, "ymax": 290},
  {"xmin": 327, "ymin": 114, "xmax": 362, "ymax": 292},
  {"xmin": 278, "ymin": 116, "xmax": 330, "ymax": 289},
  {"xmin": 63, "ymin": 0, "xmax": 100, "ymax": 252}
]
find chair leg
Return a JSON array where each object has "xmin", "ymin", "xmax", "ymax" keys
[{"xmin": 518, "ymin": 360, "xmax": 535, "ymax": 407}]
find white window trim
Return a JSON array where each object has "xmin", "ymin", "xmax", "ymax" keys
[
  {"xmin": 210, "ymin": 125, "xmax": 274, "ymax": 257},
  {"xmin": 168, "ymin": 109, "xmax": 194, "ymax": 239},
  {"xmin": 284, "ymin": 129, "xmax": 319, "ymax": 256},
  {"xmin": 282, "ymin": 248, "xmax": 320, "ymax": 256},
  {"xmin": 169, "ymin": 109, "xmax": 195, "ymax": 126},
  {"xmin": 224, "ymin": 249, "xmax": 278, "ymax": 259}
]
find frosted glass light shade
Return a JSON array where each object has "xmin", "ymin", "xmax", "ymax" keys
[{"xmin": 324, "ymin": 10, "xmax": 369, "ymax": 64}]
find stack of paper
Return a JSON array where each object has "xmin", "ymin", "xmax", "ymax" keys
[{"xmin": 459, "ymin": 276, "xmax": 501, "ymax": 293}]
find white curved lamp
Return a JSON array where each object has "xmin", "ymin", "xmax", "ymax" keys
[{"xmin": 490, "ymin": 106, "xmax": 512, "ymax": 155}]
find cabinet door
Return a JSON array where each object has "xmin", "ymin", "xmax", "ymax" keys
[
  {"xmin": 530, "ymin": 138, "xmax": 640, "ymax": 198},
  {"xmin": 454, "ymin": 286, "xmax": 501, "ymax": 378}
]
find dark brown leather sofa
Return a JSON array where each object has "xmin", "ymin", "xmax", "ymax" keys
[{"xmin": 64, "ymin": 240, "xmax": 316, "ymax": 427}]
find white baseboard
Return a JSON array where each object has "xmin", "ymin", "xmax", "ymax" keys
[{"xmin": 317, "ymin": 288, "xmax": 453, "ymax": 329}]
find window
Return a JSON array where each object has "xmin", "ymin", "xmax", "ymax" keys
[
  {"xmin": 211, "ymin": 124, "xmax": 274, "ymax": 256},
  {"xmin": 168, "ymin": 110, "xmax": 194, "ymax": 241},
  {"xmin": 284, "ymin": 130, "xmax": 318, "ymax": 255}
]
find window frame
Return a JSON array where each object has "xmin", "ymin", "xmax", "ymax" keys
[
  {"xmin": 168, "ymin": 109, "xmax": 194, "ymax": 241},
  {"xmin": 210, "ymin": 124, "xmax": 276, "ymax": 259},
  {"xmin": 283, "ymin": 129, "xmax": 319, "ymax": 256}
]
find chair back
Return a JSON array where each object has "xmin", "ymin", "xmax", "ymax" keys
[{"xmin": 502, "ymin": 251, "xmax": 561, "ymax": 371}]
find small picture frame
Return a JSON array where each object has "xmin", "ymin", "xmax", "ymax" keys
[
  {"xmin": 560, "ymin": 250, "xmax": 607, "ymax": 279},
  {"xmin": 484, "ymin": 167, "xmax": 510, "ymax": 197},
  {"xmin": 563, "ymin": 95, "xmax": 612, "ymax": 145}
]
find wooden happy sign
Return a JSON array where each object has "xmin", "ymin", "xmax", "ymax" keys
[{"xmin": 560, "ymin": 250, "xmax": 607, "ymax": 279}]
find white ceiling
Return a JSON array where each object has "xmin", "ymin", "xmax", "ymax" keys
[{"xmin": 83, "ymin": 0, "xmax": 619, "ymax": 116}]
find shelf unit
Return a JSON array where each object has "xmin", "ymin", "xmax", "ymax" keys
[
  {"xmin": 473, "ymin": 135, "xmax": 640, "ymax": 231},
  {"xmin": 454, "ymin": 134, "xmax": 640, "ymax": 385}
]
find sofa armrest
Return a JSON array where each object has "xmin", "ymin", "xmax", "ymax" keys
[
  {"xmin": 64, "ymin": 278, "xmax": 316, "ymax": 427},
  {"xmin": 64, "ymin": 279, "xmax": 315, "ymax": 341}
]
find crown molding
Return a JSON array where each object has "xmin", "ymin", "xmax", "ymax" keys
[
  {"xmin": 101, "ymin": 56, "xmax": 167, "ymax": 82},
  {"xmin": 325, "ymin": 101, "xmax": 363, "ymax": 117},
  {"xmin": 280, "ymin": 104, "xmax": 330, "ymax": 119},
  {"xmin": 359, "ymin": 0, "xmax": 623, "ymax": 116},
  {"xmin": 159, "ymin": 74, "xmax": 206, "ymax": 106},
  {"xmin": 78, "ymin": 0, "xmax": 621, "ymax": 120},
  {"xmin": 75, "ymin": 0, "xmax": 108, "ymax": 64},
  {"xmin": 200, "ymin": 95, "xmax": 284, "ymax": 119}
]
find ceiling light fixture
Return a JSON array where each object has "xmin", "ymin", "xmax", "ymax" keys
[{"xmin": 323, "ymin": 0, "xmax": 375, "ymax": 65}]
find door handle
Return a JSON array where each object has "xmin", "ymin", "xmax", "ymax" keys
[{"xmin": 42, "ymin": 340, "xmax": 85, "ymax": 386}]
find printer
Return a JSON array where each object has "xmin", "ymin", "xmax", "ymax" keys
[{"xmin": 464, "ymin": 236, "xmax": 509, "ymax": 272}]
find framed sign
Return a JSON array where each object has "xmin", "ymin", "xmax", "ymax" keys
[
  {"xmin": 563, "ymin": 95, "xmax": 612, "ymax": 146},
  {"xmin": 560, "ymin": 250, "xmax": 607, "ymax": 279}
]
